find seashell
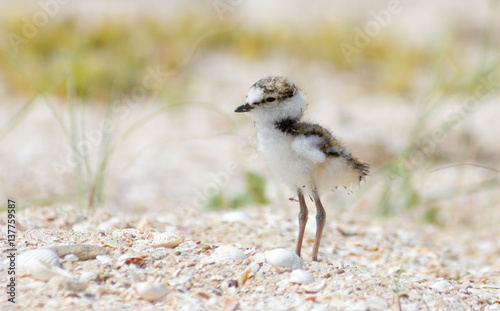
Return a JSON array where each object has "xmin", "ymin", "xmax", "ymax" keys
[
  {"xmin": 96, "ymin": 255, "xmax": 113, "ymax": 265},
  {"xmin": 18, "ymin": 249, "xmax": 62, "ymax": 272},
  {"xmin": 215, "ymin": 245, "xmax": 246, "ymax": 261},
  {"xmin": 265, "ymin": 248, "xmax": 305, "ymax": 269},
  {"xmin": 303, "ymin": 280, "xmax": 326, "ymax": 293},
  {"xmin": 197, "ymin": 243, "xmax": 212, "ymax": 251},
  {"xmin": 431, "ymin": 280, "xmax": 453, "ymax": 292},
  {"xmin": 237, "ymin": 267, "xmax": 252, "ymax": 287},
  {"xmin": 152, "ymin": 233, "xmax": 183, "ymax": 248},
  {"xmin": 26, "ymin": 259, "xmax": 73, "ymax": 281},
  {"xmin": 118, "ymin": 254, "xmax": 146, "ymax": 266},
  {"xmin": 289, "ymin": 269, "xmax": 315, "ymax": 284},
  {"xmin": 135, "ymin": 282, "xmax": 169, "ymax": 302}
]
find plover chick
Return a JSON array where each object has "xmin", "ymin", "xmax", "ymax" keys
[{"xmin": 235, "ymin": 76, "xmax": 369, "ymax": 261}]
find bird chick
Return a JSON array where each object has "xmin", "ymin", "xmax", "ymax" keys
[{"xmin": 235, "ymin": 76, "xmax": 369, "ymax": 261}]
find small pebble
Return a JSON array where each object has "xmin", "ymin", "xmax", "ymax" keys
[
  {"xmin": 222, "ymin": 210, "xmax": 250, "ymax": 222},
  {"xmin": 64, "ymin": 254, "xmax": 79, "ymax": 262}
]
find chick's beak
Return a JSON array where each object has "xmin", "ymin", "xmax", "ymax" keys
[{"xmin": 234, "ymin": 103, "xmax": 253, "ymax": 113}]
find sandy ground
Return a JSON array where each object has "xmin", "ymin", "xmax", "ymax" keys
[{"xmin": 0, "ymin": 204, "xmax": 499, "ymax": 310}]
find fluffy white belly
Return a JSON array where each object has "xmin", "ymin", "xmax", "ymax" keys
[
  {"xmin": 256, "ymin": 127, "xmax": 361, "ymax": 195},
  {"xmin": 257, "ymin": 128, "xmax": 315, "ymax": 193}
]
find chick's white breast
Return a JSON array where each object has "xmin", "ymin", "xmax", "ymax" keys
[{"xmin": 257, "ymin": 128, "xmax": 316, "ymax": 192}]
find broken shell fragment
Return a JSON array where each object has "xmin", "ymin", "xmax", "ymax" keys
[
  {"xmin": 26, "ymin": 259, "xmax": 73, "ymax": 281},
  {"xmin": 135, "ymin": 282, "xmax": 169, "ymax": 302},
  {"xmin": 152, "ymin": 233, "xmax": 183, "ymax": 248},
  {"xmin": 47, "ymin": 275, "xmax": 88, "ymax": 292},
  {"xmin": 118, "ymin": 254, "xmax": 146, "ymax": 266},
  {"xmin": 289, "ymin": 269, "xmax": 315, "ymax": 284},
  {"xmin": 265, "ymin": 248, "xmax": 305, "ymax": 269},
  {"xmin": 237, "ymin": 267, "xmax": 252, "ymax": 287},
  {"xmin": 303, "ymin": 280, "xmax": 326, "ymax": 293},
  {"xmin": 96, "ymin": 255, "xmax": 113, "ymax": 265},
  {"xmin": 215, "ymin": 245, "xmax": 246, "ymax": 261}
]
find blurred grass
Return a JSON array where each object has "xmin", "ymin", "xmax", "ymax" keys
[
  {"xmin": 374, "ymin": 5, "xmax": 500, "ymax": 218},
  {"xmin": 206, "ymin": 171, "xmax": 268, "ymax": 210},
  {"xmin": 0, "ymin": 16, "xmax": 436, "ymax": 100}
]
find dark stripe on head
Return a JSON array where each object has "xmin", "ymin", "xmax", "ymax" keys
[{"xmin": 253, "ymin": 76, "xmax": 298, "ymax": 101}]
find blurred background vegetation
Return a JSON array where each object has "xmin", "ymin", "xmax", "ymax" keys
[
  {"xmin": 1, "ymin": 16, "xmax": 428, "ymax": 100},
  {"xmin": 0, "ymin": 1, "xmax": 499, "ymax": 229},
  {"xmin": 2, "ymin": 13, "xmax": 490, "ymax": 100}
]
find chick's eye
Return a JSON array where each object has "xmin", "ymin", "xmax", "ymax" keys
[{"xmin": 265, "ymin": 97, "xmax": 276, "ymax": 102}]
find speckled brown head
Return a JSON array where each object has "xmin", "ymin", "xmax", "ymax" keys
[
  {"xmin": 252, "ymin": 76, "xmax": 298, "ymax": 100},
  {"xmin": 235, "ymin": 76, "xmax": 306, "ymax": 123}
]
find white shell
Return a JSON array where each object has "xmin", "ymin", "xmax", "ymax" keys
[
  {"xmin": 26, "ymin": 259, "xmax": 73, "ymax": 281},
  {"xmin": 431, "ymin": 280, "xmax": 454, "ymax": 292},
  {"xmin": 303, "ymin": 280, "xmax": 326, "ymax": 293},
  {"xmin": 289, "ymin": 269, "xmax": 315, "ymax": 283},
  {"xmin": 96, "ymin": 255, "xmax": 113, "ymax": 265},
  {"xmin": 215, "ymin": 245, "xmax": 246, "ymax": 261},
  {"xmin": 18, "ymin": 249, "xmax": 62, "ymax": 272},
  {"xmin": 265, "ymin": 248, "xmax": 305, "ymax": 269},
  {"xmin": 135, "ymin": 282, "xmax": 169, "ymax": 302},
  {"xmin": 152, "ymin": 233, "xmax": 183, "ymax": 248}
]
